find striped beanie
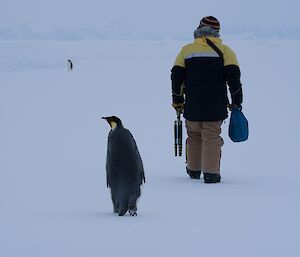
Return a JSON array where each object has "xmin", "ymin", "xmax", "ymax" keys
[{"xmin": 198, "ymin": 16, "xmax": 220, "ymax": 31}]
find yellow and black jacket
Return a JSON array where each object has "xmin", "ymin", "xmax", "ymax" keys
[{"xmin": 171, "ymin": 36, "xmax": 243, "ymax": 121}]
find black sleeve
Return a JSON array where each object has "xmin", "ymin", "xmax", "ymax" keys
[
  {"xmin": 224, "ymin": 65, "xmax": 243, "ymax": 105},
  {"xmin": 171, "ymin": 65, "xmax": 185, "ymax": 104}
]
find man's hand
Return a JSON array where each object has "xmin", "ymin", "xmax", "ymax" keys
[
  {"xmin": 228, "ymin": 103, "xmax": 242, "ymax": 111},
  {"xmin": 172, "ymin": 103, "xmax": 184, "ymax": 114}
]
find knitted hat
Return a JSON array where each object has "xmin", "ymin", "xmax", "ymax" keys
[{"xmin": 197, "ymin": 16, "xmax": 220, "ymax": 31}]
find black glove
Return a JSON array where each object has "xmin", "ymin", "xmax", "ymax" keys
[
  {"xmin": 228, "ymin": 103, "xmax": 242, "ymax": 111},
  {"xmin": 230, "ymin": 87, "xmax": 243, "ymax": 110}
]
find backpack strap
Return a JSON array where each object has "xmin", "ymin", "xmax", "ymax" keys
[{"xmin": 206, "ymin": 38, "xmax": 224, "ymax": 64}]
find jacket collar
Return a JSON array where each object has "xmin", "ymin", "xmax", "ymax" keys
[{"xmin": 194, "ymin": 37, "xmax": 222, "ymax": 45}]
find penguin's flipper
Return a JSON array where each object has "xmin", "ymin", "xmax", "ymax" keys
[
  {"xmin": 142, "ymin": 170, "xmax": 146, "ymax": 183},
  {"xmin": 106, "ymin": 172, "xmax": 109, "ymax": 188},
  {"xmin": 106, "ymin": 149, "xmax": 111, "ymax": 188}
]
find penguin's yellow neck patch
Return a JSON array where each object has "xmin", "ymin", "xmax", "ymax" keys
[{"xmin": 109, "ymin": 121, "xmax": 117, "ymax": 130}]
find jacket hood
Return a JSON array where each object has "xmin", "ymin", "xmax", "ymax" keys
[{"xmin": 194, "ymin": 26, "xmax": 220, "ymax": 38}]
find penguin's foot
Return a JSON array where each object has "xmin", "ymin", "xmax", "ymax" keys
[
  {"xmin": 128, "ymin": 209, "xmax": 137, "ymax": 216},
  {"xmin": 128, "ymin": 202, "xmax": 137, "ymax": 216},
  {"xmin": 118, "ymin": 208, "xmax": 128, "ymax": 216}
]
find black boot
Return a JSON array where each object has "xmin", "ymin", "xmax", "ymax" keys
[
  {"xmin": 203, "ymin": 173, "xmax": 221, "ymax": 183},
  {"xmin": 186, "ymin": 168, "xmax": 201, "ymax": 179}
]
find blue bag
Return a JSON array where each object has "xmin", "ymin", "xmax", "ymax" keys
[{"xmin": 229, "ymin": 108, "xmax": 249, "ymax": 142}]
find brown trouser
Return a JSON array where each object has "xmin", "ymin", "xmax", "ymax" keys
[{"xmin": 186, "ymin": 120, "xmax": 224, "ymax": 174}]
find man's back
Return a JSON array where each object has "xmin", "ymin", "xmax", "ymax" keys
[{"xmin": 172, "ymin": 37, "xmax": 240, "ymax": 121}]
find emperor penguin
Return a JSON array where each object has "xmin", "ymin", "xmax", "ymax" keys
[
  {"xmin": 67, "ymin": 59, "xmax": 73, "ymax": 70},
  {"xmin": 102, "ymin": 116, "xmax": 145, "ymax": 216}
]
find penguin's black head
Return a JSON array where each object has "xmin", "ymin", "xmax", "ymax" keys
[{"xmin": 102, "ymin": 116, "xmax": 123, "ymax": 130}]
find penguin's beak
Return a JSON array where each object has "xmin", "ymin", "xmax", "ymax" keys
[
  {"xmin": 102, "ymin": 117, "xmax": 110, "ymax": 125},
  {"xmin": 102, "ymin": 117, "xmax": 113, "ymax": 129}
]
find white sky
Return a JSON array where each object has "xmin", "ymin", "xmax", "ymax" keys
[{"xmin": 1, "ymin": 0, "xmax": 299, "ymax": 33}]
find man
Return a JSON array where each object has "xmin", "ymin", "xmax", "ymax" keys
[{"xmin": 171, "ymin": 16, "xmax": 243, "ymax": 183}]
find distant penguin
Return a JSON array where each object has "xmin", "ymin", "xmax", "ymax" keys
[
  {"xmin": 67, "ymin": 59, "xmax": 73, "ymax": 70},
  {"xmin": 102, "ymin": 116, "xmax": 145, "ymax": 216}
]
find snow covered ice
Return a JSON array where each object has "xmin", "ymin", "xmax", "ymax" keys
[{"xmin": 0, "ymin": 37, "xmax": 299, "ymax": 257}]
